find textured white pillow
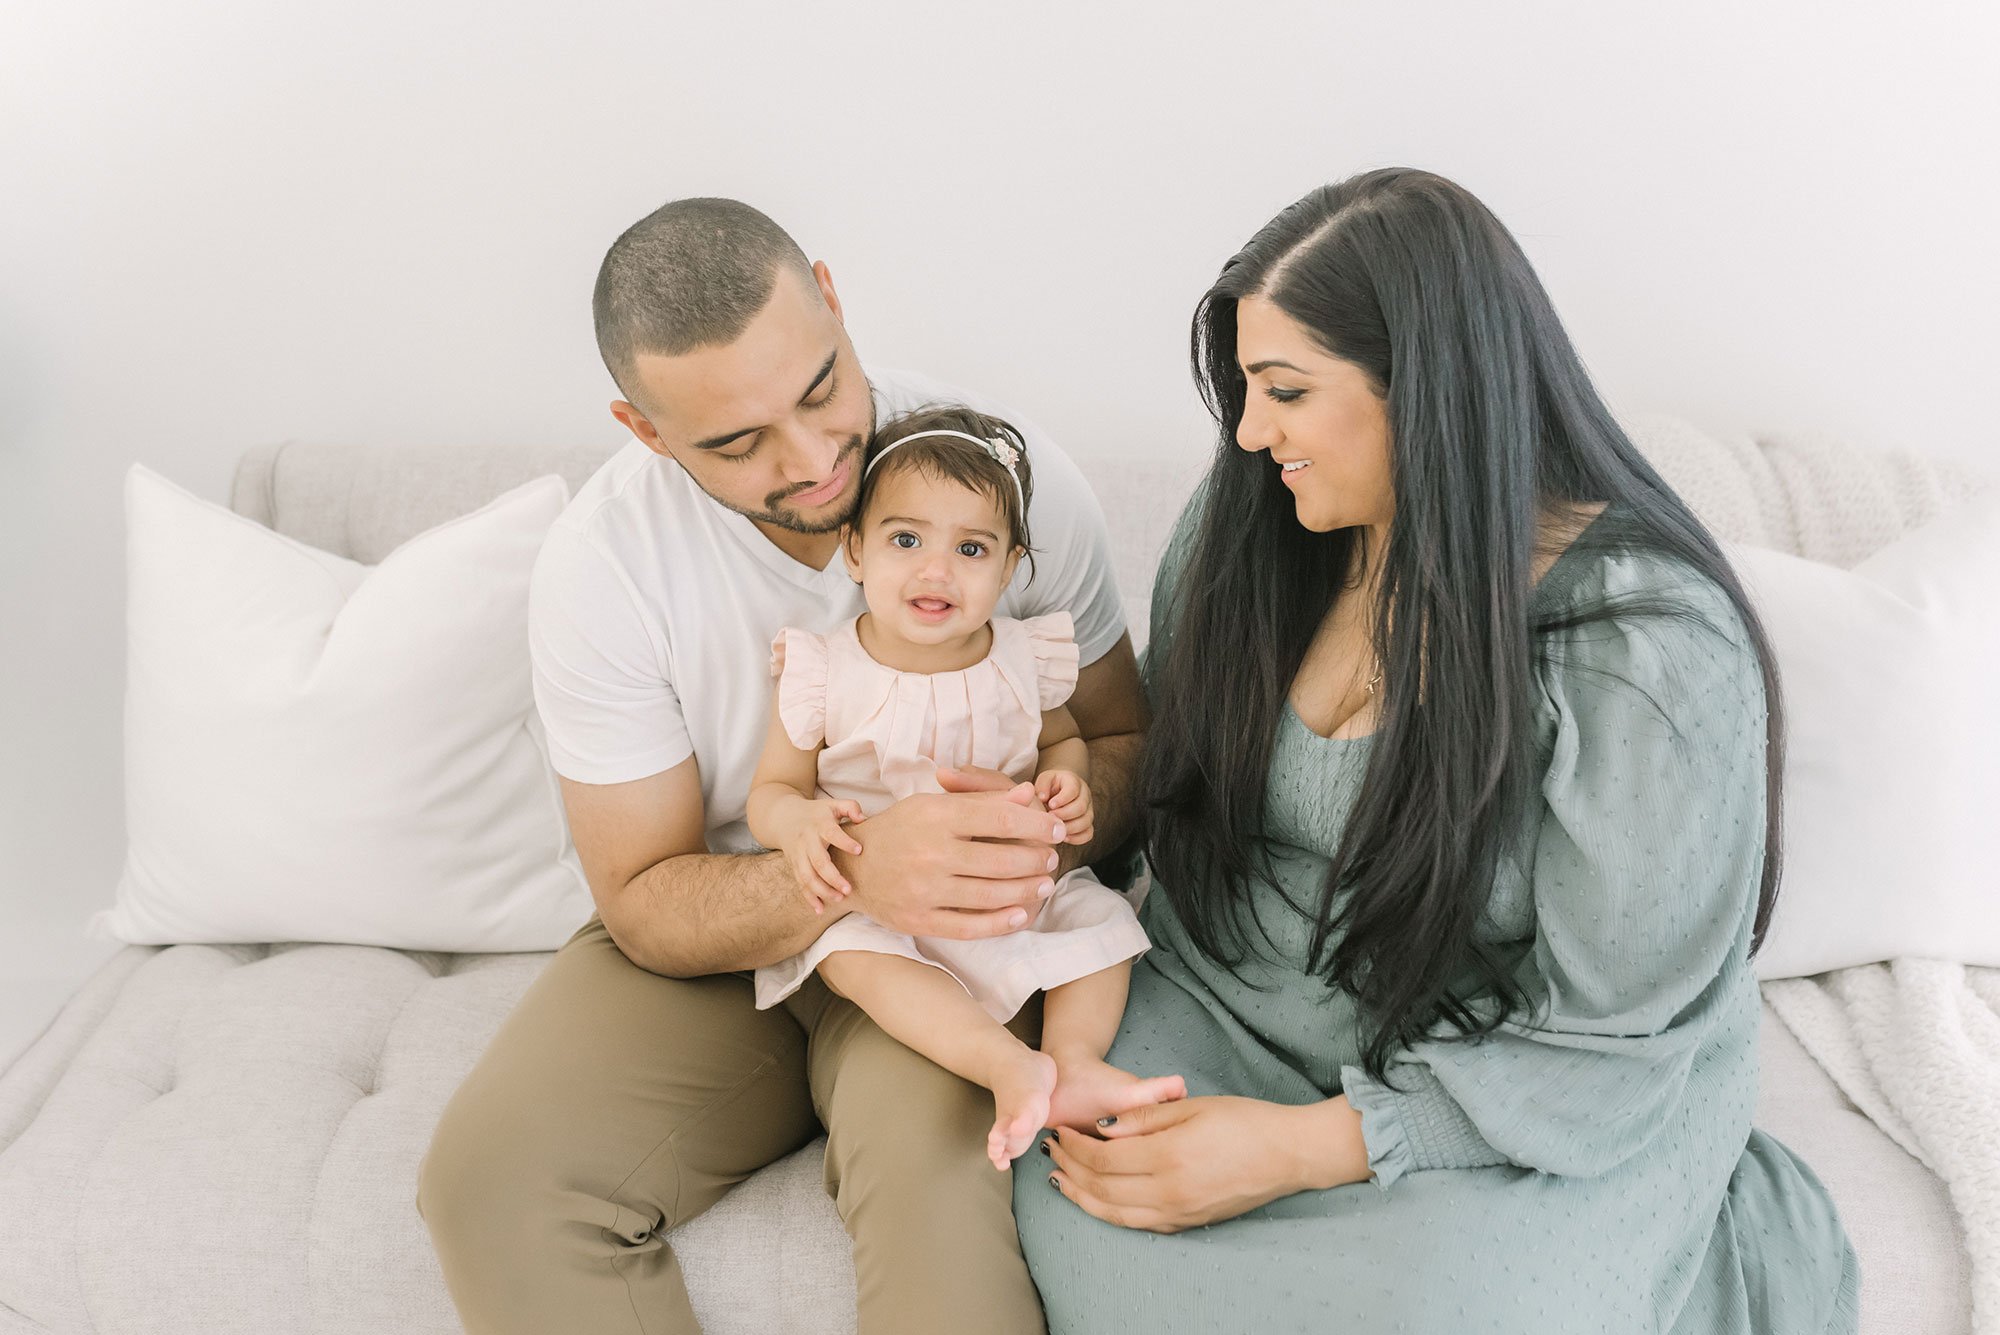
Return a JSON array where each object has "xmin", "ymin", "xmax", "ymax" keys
[
  {"xmin": 1728, "ymin": 494, "xmax": 2000, "ymax": 979},
  {"xmin": 95, "ymin": 464, "xmax": 593, "ymax": 951}
]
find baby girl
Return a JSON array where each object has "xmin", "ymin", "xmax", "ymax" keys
[{"xmin": 746, "ymin": 405, "xmax": 1185, "ymax": 1169}]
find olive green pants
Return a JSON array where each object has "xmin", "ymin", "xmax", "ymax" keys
[{"xmin": 415, "ymin": 914, "xmax": 1047, "ymax": 1334}]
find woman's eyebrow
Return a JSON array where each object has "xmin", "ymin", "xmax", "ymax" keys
[{"xmin": 1244, "ymin": 358, "xmax": 1308, "ymax": 375}]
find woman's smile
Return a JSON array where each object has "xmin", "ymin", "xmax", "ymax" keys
[{"xmin": 1233, "ymin": 294, "xmax": 1394, "ymax": 535}]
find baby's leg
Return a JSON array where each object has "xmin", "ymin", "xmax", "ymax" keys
[
  {"xmin": 1042, "ymin": 959, "xmax": 1188, "ymax": 1131},
  {"xmin": 817, "ymin": 950, "xmax": 1057, "ymax": 1170}
]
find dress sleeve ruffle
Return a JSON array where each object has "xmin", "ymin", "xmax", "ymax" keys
[
  {"xmin": 1337, "ymin": 561, "xmax": 1769, "ymax": 1192},
  {"xmin": 1020, "ymin": 611, "xmax": 1081, "ymax": 711},
  {"xmin": 768, "ymin": 627, "xmax": 830, "ymax": 750},
  {"xmin": 1340, "ymin": 1061, "xmax": 1510, "ymax": 1192}
]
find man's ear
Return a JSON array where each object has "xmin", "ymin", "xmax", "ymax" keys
[
  {"xmin": 812, "ymin": 260, "xmax": 845, "ymax": 325},
  {"xmin": 610, "ymin": 400, "xmax": 671, "ymax": 459}
]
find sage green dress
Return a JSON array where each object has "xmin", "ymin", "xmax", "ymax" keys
[{"xmin": 1013, "ymin": 495, "xmax": 1861, "ymax": 1334}]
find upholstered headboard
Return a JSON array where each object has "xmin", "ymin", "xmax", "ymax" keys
[
  {"xmin": 229, "ymin": 421, "xmax": 1993, "ymax": 654},
  {"xmin": 230, "ymin": 441, "xmax": 620, "ymax": 564}
]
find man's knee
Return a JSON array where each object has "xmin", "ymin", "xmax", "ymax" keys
[{"xmin": 416, "ymin": 1083, "xmax": 516, "ymax": 1237}]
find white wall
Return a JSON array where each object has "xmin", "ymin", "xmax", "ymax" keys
[{"xmin": 4, "ymin": 0, "xmax": 1996, "ymax": 969}]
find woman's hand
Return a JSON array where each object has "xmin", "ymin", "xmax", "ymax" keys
[
  {"xmin": 779, "ymin": 798, "xmax": 865, "ymax": 914},
  {"xmin": 1041, "ymin": 1094, "xmax": 1371, "ymax": 1232},
  {"xmin": 1032, "ymin": 769, "xmax": 1094, "ymax": 846}
]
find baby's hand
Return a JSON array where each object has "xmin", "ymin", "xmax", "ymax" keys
[
  {"xmin": 783, "ymin": 799, "xmax": 865, "ymax": 914},
  {"xmin": 1032, "ymin": 770, "xmax": 1093, "ymax": 846}
]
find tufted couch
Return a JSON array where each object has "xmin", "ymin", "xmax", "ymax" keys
[{"xmin": 0, "ymin": 421, "xmax": 1985, "ymax": 1335}]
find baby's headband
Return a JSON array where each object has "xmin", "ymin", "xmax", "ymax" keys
[{"xmin": 861, "ymin": 428, "xmax": 1025, "ymax": 510}]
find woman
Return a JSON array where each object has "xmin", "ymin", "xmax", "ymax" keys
[{"xmin": 1011, "ymin": 169, "xmax": 1861, "ymax": 1333}]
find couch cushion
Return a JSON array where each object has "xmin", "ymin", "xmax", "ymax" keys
[
  {"xmin": 0, "ymin": 943, "xmax": 1966, "ymax": 1335},
  {"xmin": 1754, "ymin": 1007, "xmax": 1971, "ymax": 1334},
  {"xmin": 0, "ymin": 944, "xmax": 855, "ymax": 1335}
]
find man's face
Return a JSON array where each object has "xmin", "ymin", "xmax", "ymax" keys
[{"xmin": 612, "ymin": 262, "xmax": 875, "ymax": 535}]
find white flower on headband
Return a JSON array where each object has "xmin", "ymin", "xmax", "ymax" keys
[{"xmin": 986, "ymin": 436, "xmax": 1020, "ymax": 471}]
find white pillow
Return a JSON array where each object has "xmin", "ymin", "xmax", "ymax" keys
[
  {"xmin": 1726, "ymin": 494, "xmax": 2000, "ymax": 979},
  {"xmin": 94, "ymin": 464, "xmax": 593, "ymax": 951}
]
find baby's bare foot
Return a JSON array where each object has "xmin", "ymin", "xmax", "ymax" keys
[
  {"xmin": 987, "ymin": 1050, "xmax": 1059, "ymax": 1170},
  {"xmin": 1046, "ymin": 1053, "xmax": 1187, "ymax": 1132}
]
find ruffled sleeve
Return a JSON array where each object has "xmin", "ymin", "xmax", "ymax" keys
[
  {"xmin": 1339, "ymin": 562, "xmax": 1769, "ymax": 1192},
  {"xmin": 768, "ymin": 627, "xmax": 831, "ymax": 750},
  {"xmin": 1019, "ymin": 611, "xmax": 1081, "ymax": 711}
]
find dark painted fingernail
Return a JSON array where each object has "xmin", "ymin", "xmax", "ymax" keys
[
  {"xmin": 1097, "ymin": 1116, "xmax": 1118, "ymax": 1128},
  {"xmin": 1039, "ymin": 1140, "xmax": 1051, "ymax": 1157},
  {"xmin": 1049, "ymin": 1174, "xmax": 1061, "ymax": 1190}
]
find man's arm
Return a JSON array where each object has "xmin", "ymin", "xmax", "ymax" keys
[
  {"xmin": 560, "ymin": 758, "xmax": 833, "ymax": 977},
  {"xmin": 563, "ymin": 756, "xmax": 1075, "ymax": 979},
  {"xmin": 1052, "ymin": 631, "xmax": 1148, "ymax": 874}
]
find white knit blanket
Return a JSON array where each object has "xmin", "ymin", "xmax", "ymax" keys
[{"xmin": 1764, "ymin": 964, "xmax": 2000, "ymax": 1333}]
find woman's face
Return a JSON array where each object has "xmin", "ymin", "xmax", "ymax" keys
[{"xmin": 1234, "ymin": 295, "xmax": 1394, "ymax": 535}]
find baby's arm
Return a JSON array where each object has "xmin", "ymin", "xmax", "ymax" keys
[
  {"xmin": 747, "ymin": 684, "xmax": 863, "ymax": 913},
  {"xmin": 1033, "ymin": 704, "xmax": 1093, "ymax": 846}
]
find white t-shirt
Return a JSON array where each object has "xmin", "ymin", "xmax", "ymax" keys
[{"xmin": 528, "ymin": 366, "xmax": 1127, "ymax": 854}]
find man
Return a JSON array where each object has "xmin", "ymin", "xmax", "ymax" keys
[{"xmin": 416, "ymin": 197, "xmax": 1149, "ymax": 1334}]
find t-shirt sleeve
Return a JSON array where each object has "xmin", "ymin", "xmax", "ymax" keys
[
  {"xmin": 527, "ymin": 524, "xmax": 692, "ymax": 784},
  {"xmin": 1006, "ymin": 423, "xmax": 1128, "ymax": 667},
  {"xmin": 1338, "ymin": 572, "xmax": 1769, "ymax": 1191}
]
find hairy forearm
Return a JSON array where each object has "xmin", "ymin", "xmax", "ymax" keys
[
  {"xmin": 1057, "ymin": 729, "xmax": 1143, "ymax": 874},
  {"xmin": 603, "ymin": 847, "xmax": 836, "ymax": 978}
]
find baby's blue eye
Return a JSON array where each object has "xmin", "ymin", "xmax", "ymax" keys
[
  {"xmin": 890, "ymin": 532, "xmax": 919, "ymax": 549},
  {"xmin": 956, "ymin": 541, "xmax": 987, "ymax": 558}
]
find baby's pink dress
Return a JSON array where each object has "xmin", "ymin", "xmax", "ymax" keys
[{"xmin": 753, "ymin": 611, "xmax": 1150, "ymax": 1023}]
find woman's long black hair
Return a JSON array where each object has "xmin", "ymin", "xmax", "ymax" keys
[{"xmin": 1141, "ymin": 168, "xmax": 1788, "ymax": 1088}]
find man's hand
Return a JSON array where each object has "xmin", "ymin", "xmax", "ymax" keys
[
  {"xmin": 831, "ymin": 772, "xmax": 1067, "ymax": 939},
  {"xmin": 936, "ymin": 765, "xmax": 1039, "ymax": 800}
]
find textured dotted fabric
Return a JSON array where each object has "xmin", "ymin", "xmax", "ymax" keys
[{"xmin": 1014, "ymin": 498, "xmax": 1863, "ymax": 1333}]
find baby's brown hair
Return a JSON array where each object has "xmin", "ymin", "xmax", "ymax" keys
[{"xmin": 851, "ymin": 405, "xmax": 1037, "ymax": 583}]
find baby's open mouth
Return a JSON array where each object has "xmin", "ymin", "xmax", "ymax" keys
[{"xmin": 909, "ymin": 597, "xmax": 954, "ymax": 614}]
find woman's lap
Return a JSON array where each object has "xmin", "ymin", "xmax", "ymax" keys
[
  {"xmin": 1011, "ymin": 956, "xmax": 1853, "ymax": 1334},
  {"xmin": 1015, "ymin": 1119, "xmax": 1666, "ymax": 1334}
]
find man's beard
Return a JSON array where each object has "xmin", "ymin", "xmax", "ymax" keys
[{"xmin": 731, "ymin": 435, "xmax": 867, "ymax": 535}]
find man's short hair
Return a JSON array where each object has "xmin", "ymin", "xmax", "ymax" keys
[{"xmin": 592, "ymin": 198, "xmax": 816, "ymax": 404}]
